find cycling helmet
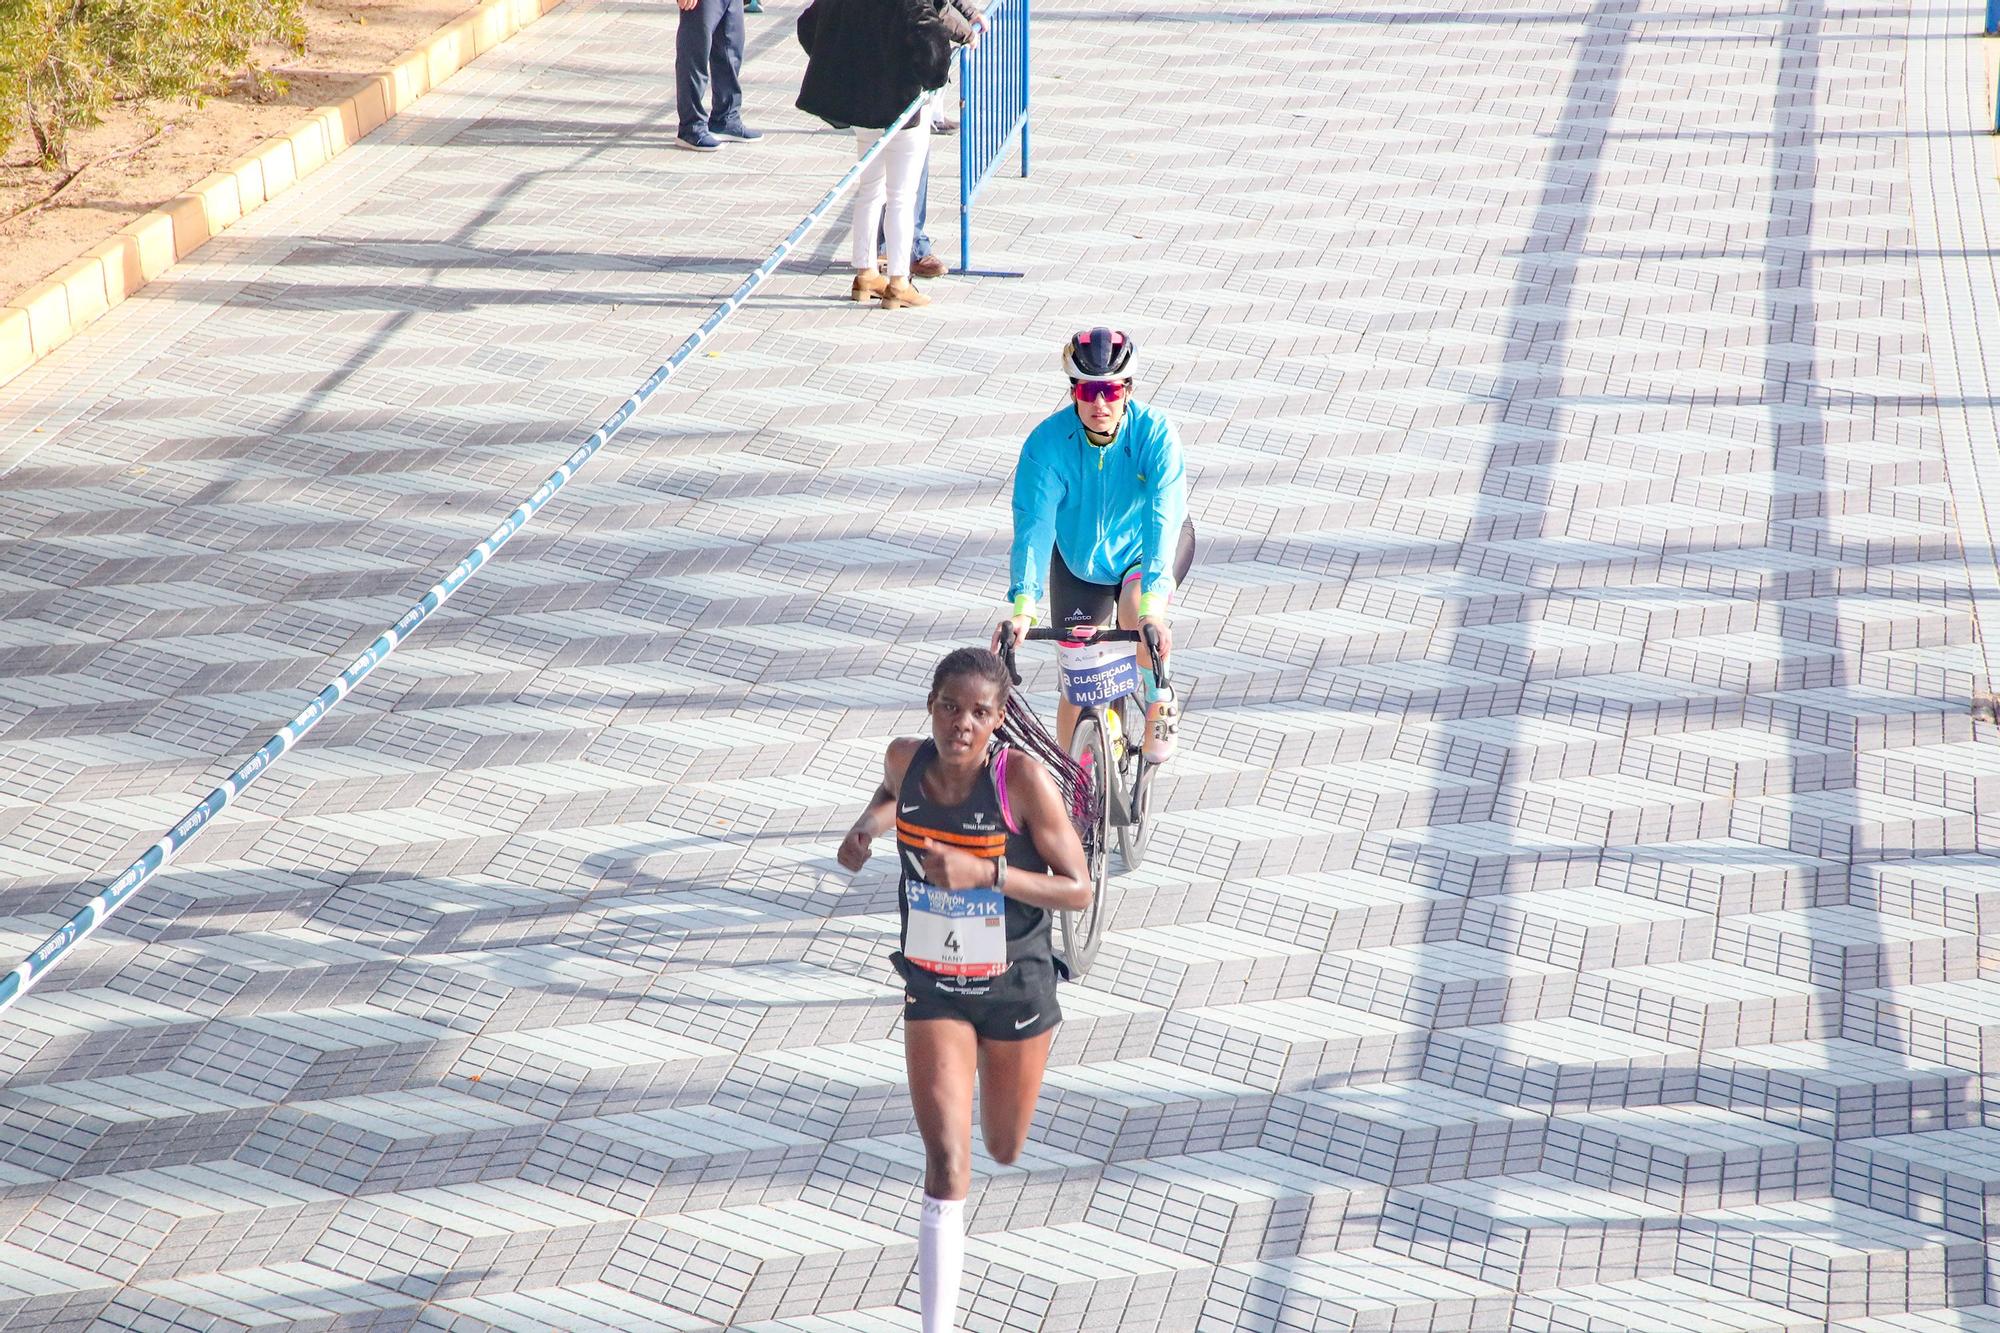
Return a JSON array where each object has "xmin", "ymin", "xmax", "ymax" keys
[{"xmin": 1062, "ymin": 327, "xmax": 1137, "ymax": 383}]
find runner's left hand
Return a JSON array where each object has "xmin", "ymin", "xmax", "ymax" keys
[{"xmin": 918, "ymin": 837, "xmax": 996, "ymax": 890}]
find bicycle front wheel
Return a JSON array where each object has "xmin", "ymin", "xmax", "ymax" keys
[
  {"xmin": 1114, "ymin": 695, "xmax": 1156, "ymax": 870},
  {"xmin": 1061, "ymin": 711, "xmax": 1116, "ymax": 980}
]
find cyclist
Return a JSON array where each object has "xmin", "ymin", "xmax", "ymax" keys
[
  {"xmin": 837, "ymin": 647, "xmax": 1089, "ymax": 1333},
  {"xmin": 991, "ymin": 327, "xmax": 1193, "ymax": 746}
]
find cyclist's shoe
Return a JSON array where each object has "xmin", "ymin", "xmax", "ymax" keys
[{"xmin": 1143, "ymin": 690, "xmax": 1179, "ymax": 763}]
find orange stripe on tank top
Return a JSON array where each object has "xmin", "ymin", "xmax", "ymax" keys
[{"xmin": 896, "ymin": 820, "xmax": 1007, "ymax": 854}]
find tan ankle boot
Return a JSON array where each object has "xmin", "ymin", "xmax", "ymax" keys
[
  {"xmin": 850, "ymin": 269, "xmax": 888, "ymax": 302},
  {"xmin": 880, "ymin": 276, "xmax": 930, "ymax": 310}
]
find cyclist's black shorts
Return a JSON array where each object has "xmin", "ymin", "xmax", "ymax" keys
[
  {"xmin": 1048, "ymin": 518, "xmax": 1196, "ymax": 631},
  {"xmin": 895, "ymin": 953, "xmax": 1062, "ymax": 1042}
]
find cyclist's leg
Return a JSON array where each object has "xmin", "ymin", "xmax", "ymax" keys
[
  {"xmin": 976, "ymin": 1027, "xmax": 1057, "ymax": 1165},
  {"xmin": 1118, "ymin": 517, "xmax": 1195, "ymax": 670},
  {"xmin": 1116, "ymin": 576, "xmax": 1149, "ymax": 667},
  {"xmin": 907, "ymin": 1016, "xmax": 977, "ymax": 1333}
]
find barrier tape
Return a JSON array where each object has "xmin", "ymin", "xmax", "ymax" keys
[{"xmin": 0, "ymin": 88, "xmax": 937, "ymax": 1021}]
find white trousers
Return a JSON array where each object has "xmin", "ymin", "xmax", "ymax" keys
[{"xmin": 852, "ymin": 102, "xmax": 932, "ymax": 279}]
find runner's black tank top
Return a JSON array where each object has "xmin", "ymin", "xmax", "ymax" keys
[{"xmin": 894, "ymin": 740, "xmax": 1054, "ymax": 978}]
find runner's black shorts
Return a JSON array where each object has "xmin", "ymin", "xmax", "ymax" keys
[
  {"xmin": 1048, "ymin": 518, "xmax": 1196, "ymax": 631},
  {"xmin": 893, "ymin": 952, "xmax": 1062, "ymax": 1042}
]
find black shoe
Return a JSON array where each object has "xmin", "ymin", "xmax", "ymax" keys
[{"xmin": 676, "ymin": 127, "xmax": 721, "ymax": 152}]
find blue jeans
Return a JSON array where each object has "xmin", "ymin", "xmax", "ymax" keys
[
  {"xmin": 912, "ymin": 156, "xmax": 933, "ymax": 262},
  {"xmin": 677, "ymin": 0, "xmax": 743, "ymax": 135}
]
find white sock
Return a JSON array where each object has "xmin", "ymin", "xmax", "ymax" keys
[{"xmin": 919, "ymin": 1193, "xmax": 966, "ymax": 1333}]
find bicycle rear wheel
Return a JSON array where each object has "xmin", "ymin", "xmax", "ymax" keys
[
  {"xmin": 1061, "ymin": 711, "xmax": 1115, "ymax": 980},
  {"xmin": 1114, "ymin": 694, "xmax": 1156, "ymax": 869}
]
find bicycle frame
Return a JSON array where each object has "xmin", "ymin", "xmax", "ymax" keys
[{"xmin": 997, "ymin": 622, "xmax": 1170, "ymax": 978}]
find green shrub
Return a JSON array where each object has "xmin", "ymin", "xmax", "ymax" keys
[{"xmin": 0, "ymin": 0, "xmax": 306, "ymax": 170}]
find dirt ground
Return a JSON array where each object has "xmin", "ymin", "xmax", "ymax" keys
[{"xmin": 0, "ymin": 0, "xmax": 488, "ymax": 305}]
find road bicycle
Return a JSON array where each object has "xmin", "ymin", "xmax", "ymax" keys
[{"xmin": 998, "ymin": 622, "xmax": 1173, "ymax": 979}]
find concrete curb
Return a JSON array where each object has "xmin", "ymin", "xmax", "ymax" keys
[{"xmin": 0, "ymin": 0, "xmax": 564, "ymax": 391}]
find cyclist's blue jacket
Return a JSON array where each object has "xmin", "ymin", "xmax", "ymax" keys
[{"xmin": 1008, "ymin": 400, "xmax": 1187, "ymax": 621}]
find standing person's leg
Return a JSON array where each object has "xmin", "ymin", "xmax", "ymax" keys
[
  {"xmin": 880, "ymin": 129, "xmax": 938, "ymax": 274},
  {"xmin": 907, "ymin": 1018, "xmax": 978, "ymax": 1333},
  {"xmin": 880, "ymin": 124, "xmax": 932, "ymax": 308},
  {"xmin": 850, "ymin": 129, "xmax": 891, "ymax": 301},
  {"xmin": 709, "ymin": 0, "xmax": 746, "ymax": 130},
  {"xmin": 675, "ymin": 0, "xmax": 721, "ymax": 146}
]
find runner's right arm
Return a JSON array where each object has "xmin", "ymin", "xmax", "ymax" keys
[{"xmin": 837, "ymin": 737, "xmax": 922, "ymax": 871}]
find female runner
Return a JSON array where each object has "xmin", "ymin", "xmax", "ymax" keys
[{"xmin": 836, "ymin": 647, "xmax": 1090, "ymax": 1333}]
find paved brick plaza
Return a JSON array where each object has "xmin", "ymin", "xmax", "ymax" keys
[{"xmin": 5, "ymin": 0, "xmax": 2000, "ymax": 1327}]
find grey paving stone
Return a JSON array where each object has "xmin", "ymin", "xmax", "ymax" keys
[
  {"xmin": 0, "ymin": 1072, "xmax": 272, "ymax": 1177},
  {"xmin": 1083, "ymin": 1147, "xmax": 1381, "ymax": 1265},
  {"xmin": 8, "ymin": 1162, "xmax": 342, "ymax": 1282},
  {"xmin": 1200, "ymin": 1246, "xmax": 1514, "ymax": 1332},
  {"xmin": 95, "ymin": 1260, "xmax": 424, "ymax": 1331},
  {"xmin": 235, "ymin": 1088, "xmax": 548, "ymax": 1196},
  {"xmin": 0, "ymin": 1242, "xmax": 119, "ymax": 1332},
  {"xmin": 1541, "ymin": 1104, "xmax": 1832, "ymax": 1215},
  {"xmin": 303, "ymin": 1179, "xmax": 630, "ymax": 1301},
  {"xmin": 604, "ymin": 1200, "xmax": 910, "ymax": 1326},
  {"xmin": 1676, "ymin": 1199, "xmax": 1984, "ymax": 1322},
  {"xmin": 953, "ymin": 1221, "xmax": 1210, "ymax": 1333},
  {"xmin": 1376, "ymin": 1172, "xmax": 1682, "ymax": 1292}
]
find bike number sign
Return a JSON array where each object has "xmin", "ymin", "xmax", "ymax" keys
[
  {"xmin": 1058, "ymin": 641, "xmax": 1140, "ymax": 708},
  {"xmin": 905, "ymin": 883, "xmax": 1008, "ymax": 978}
]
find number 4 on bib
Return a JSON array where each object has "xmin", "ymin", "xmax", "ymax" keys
[{"xmin": 906, "ymin": 884, "xmax": 1007, "ymax": 978}]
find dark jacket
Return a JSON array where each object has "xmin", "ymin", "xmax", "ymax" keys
[{"xmin": 797, "ymin": 0, "xmax": 981, "ymax": 131}]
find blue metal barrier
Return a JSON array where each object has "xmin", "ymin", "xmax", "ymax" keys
[
  {"xmin": 959, "ymin": 0, "xmax": 1030, "ymax": 273},
  {"xmin": 0, "ymin": 89, "xmax": 936, "ymax": 1023}
]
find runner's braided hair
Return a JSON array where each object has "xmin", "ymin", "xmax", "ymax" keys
[{"xmin": 930, "ymin": 648, "xmax": 1099, "ymax": 840}]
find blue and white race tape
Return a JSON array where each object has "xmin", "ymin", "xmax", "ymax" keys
[{"xmin": 0, "ymin": 90, "xmax": 933, "ymax": 1021}]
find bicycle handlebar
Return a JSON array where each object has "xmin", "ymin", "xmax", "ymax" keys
[
  {"xmin": 1022, "ymin": 627, "xmax": 1140, "ymax": 642},
  {"xmin": 996, "ymin": 623, "xmax": 1171, "ymax": 692}
]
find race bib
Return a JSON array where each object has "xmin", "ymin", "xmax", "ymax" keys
[
  {"xmin": 905, "ymin": 882, "xmax": 1008, "ymax": 978},
  {"xmin": 1058, "ymin": 640, "xmax": 1140, "ymax": 708}
]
